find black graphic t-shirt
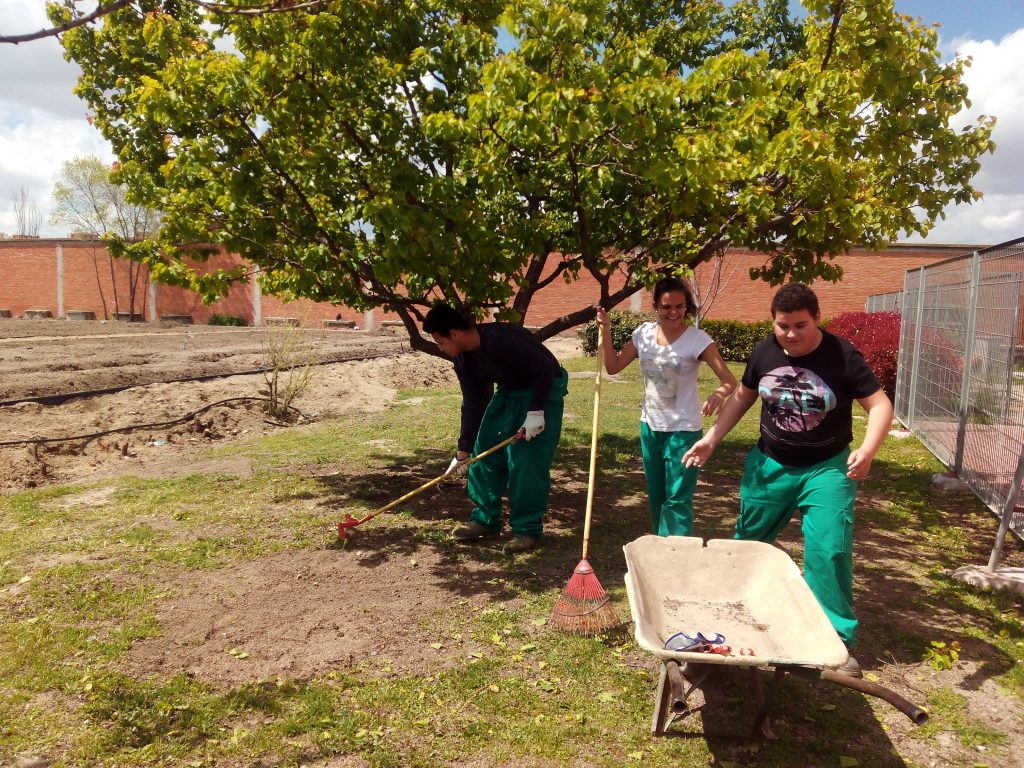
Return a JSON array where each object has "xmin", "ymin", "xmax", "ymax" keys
[{"xmin": 741, "ymin": 330, "xmax": 881, "ymax": 467}]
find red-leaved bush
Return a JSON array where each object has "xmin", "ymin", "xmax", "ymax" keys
[{"xmin": 824, "ymin": 311, "xmax": 901, "ymax": 401}]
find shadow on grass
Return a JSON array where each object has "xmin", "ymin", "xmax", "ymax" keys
[{"xmin": 653, "ymin": 665, "xmax": 913, "ymax": 767}]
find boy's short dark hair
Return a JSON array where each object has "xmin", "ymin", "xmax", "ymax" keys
[
  {"xmin": 652, "ymin": 276, "xmax": 697, "ymax": 318},
  {"xmin": 422, "ymin": 303, "xmax": 473, "ymax": 337},
  {"xmin": 771, "ymin": 283, "xmax": 819, "ymax": 318}
]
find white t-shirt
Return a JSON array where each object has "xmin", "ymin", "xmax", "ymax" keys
[{"xmin": 631, "ymin": 321, "xmax": 713, "ymax": 432}]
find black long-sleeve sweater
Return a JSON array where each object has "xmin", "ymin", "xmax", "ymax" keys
[{"xmin": 454, "ymin": 323, "xmax": 561, "ymax": 453}]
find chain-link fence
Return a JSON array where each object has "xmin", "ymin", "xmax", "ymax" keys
[
  {"xmin": 865, "ymin": 290, "xmax": 902, "ymax": 313},
  {"xmin": 895, "ymin": 237, "xmax": 1024, "ymax": 551}
]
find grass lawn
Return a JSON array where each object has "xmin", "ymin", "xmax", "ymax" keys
[{"xmin": 1, "ymin": 353, "xmax": 1022, "ymax": 767}]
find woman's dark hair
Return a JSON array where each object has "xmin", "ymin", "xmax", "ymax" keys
[
  {"xmin": 422, "ymin": 303, "xmax": 473, "ymax": 336},
  {"xmin": 652, "ymin": 276, "xmax": 697, "ymax": 318},
  {"xmin": 770, "ymin": 283, "xmax": 819, "ymax": 318}
]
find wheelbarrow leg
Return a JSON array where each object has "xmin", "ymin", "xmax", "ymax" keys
[
  {"xmin": 653, "ymin": 660, "xmax": 710, "ymax": 735},
  {"xmin": 749, "ymin": 667, "xmax": 785, "ymax": 740},
  {"xmin": 652, "ymin": 661, "xmax": 674, "ymax": 735}
]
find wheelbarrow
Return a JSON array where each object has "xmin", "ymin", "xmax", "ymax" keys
[{"xmin": 623, "ymin": 535, "xmax": 929, "ymax": 738}]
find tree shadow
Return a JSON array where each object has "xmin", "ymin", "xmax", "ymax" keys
[{"xmin": 307, "ymin": 418, "xmax": 1019, "ymax": 754}]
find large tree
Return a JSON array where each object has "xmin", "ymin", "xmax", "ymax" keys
[
  {"xmin": 50, "ymin": 154, "xmax": 163, "ymax": 318},
  {"xmin": 52, "ymin": 0, "xmax": 993, "ymax": 354}
]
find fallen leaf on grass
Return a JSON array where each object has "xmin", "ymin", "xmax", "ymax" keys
[
  {"xmin": 532, "ymin": 618, "xmax": 547, "ymax": 626},
  {"xmin": 839, "ymin": 757, "xmax": 859, "ymax": 767},
  {"xmin": 430, "ymin": 642, "xmax": 443, "ymax": 650}
]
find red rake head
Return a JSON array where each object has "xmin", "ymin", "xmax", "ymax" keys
[
  {"xmin": 550, "ymin": 558, "xmax": 620, "ymax": 635},
  {"xmin": 337, "ymin": 514, "xmax": 361, "ymax": 541}
]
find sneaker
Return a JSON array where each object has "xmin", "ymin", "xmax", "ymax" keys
[
  {"xmin": 836, "ymin": 654, "xmax": 863, "ymax": 678},
  {"xmin": 502, "ymin": 534, "xmax": 538, "ymax": 555},
  {"xmin": 452, "ymin": 521, "xmax": 492, "ymax": 541}
]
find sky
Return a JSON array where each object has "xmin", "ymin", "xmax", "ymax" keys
[{"xmin": 1, "ymin": 0, "xmax": 1022, "ymax": 246}]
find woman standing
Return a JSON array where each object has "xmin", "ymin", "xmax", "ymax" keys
[{"xmin": 596, "ymin": 277, "xmax": 736, "ymax": 536}]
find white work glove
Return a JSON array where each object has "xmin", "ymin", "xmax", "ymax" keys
[
  {"xmin": 446, "ymin": 455, "xmax": 470, "ymax": 478},
  {"xmin": 520, "ymin": 410, "xmax": 545, "ymax": 441}
]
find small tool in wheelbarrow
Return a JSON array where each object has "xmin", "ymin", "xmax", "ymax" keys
[{"xmin": 337, "ymin": 433, "xmax": 520, "ymax": 541}]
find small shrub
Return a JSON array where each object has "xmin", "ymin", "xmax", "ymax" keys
[
  {"xmin": 824, "ymin": 311, "xmax": 901, "ymax": 400},
  {"xmin": 923, "ymin": 639, "xmax": 961, "ymax": 671},
  {"xmin": 578, "ymin": 312, "xmax": 771, "ymax": 362},
  {"xmin": 260, "ymin": 312, "xmax": 322, "ymax": 419},
  {"xmin": 699, "ymin": 318, "xmax": 774, "ymax": 362},
  {"xmin": 208, "ymin": 313, "xmax": 247, "ymax": 327}
]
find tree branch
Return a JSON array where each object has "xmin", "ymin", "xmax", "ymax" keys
[
  {"xmin": 0, "ymin": 0, "xmax": 133, "ymax": 45},
  {"xmin": 820, "ymin": 1, "xmax": 845, "ymax": 71},
  {"xmin": 0, "ymin": 0, "xmax": 332, "ymax": 45}
]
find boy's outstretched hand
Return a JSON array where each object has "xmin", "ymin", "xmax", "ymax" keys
[{"xmin": 682, "ymin": 438, "xmax": 715, "ymax": 469}]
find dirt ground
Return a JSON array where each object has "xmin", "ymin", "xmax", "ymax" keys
[
  {"xmin": 3, "ymin": 319, "xmax": 1023, "ymax": 767},
  {"xmin": 0, "ymin": 319, "xmax": 447, "ymax": 491}
]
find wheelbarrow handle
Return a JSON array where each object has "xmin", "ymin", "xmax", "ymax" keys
[{"xmin": 341, "ymin": 433, "xmax": 521, "ymax": 533}]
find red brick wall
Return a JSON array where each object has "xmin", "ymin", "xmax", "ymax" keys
[
  {"xmin": 152, "ymin": 252, "xmax": 256, "ymax": 324},
  {"xmin": 61, "ymin": 241, "xmax": 146, "ymax": 319},
  {"xmin": 0, "ymin": 239, "xmax": 977, "ymax": 328}
]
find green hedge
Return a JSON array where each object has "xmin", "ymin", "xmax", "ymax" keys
[
  {"xmin": 208, "ymin": 313, "xmax": 247, "ymax": 327},
  {"xmin": 578, "ymin": 312, "xmax": 773, "ymax": 363}
]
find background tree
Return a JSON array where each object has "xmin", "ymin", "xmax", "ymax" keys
[
  {"xmin": 11, "ymin": 186, "xmax": 41, "ymax": 237},
  {"xmin": 50, "ymin": 155, "xmax": 163, "ymax": 319},
  {"xmin": 55, "ymin": 0, "xmax": 993, "ymax": 355}
]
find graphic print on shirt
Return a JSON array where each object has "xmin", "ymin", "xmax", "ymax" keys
[
  {"xmin": 758, "ymin": 366, "xmax": 836, "ymax": 432},
  {"xmin": 640, "ymin": 354, "xmax": 680, "ymax": 419}
]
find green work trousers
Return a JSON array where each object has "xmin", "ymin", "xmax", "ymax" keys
[
  {"xmin": 467, "ymin": 369, "xmax": 568, "ymax": 539},
  {"xmin": 735, "ymin": 446, "xmax": 858, "ymax": 648},
  {"xmin": 640, "ymin": 423, "xmax": 702, "ymax": 537}
]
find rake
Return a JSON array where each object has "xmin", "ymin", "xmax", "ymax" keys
[
  {"xmin": 551, "ymin": 328, "xmax": 619, "ymax": 634},
  {"xmin": 337, "ymin": 433, "xmax": 519, "ymax": 541}
]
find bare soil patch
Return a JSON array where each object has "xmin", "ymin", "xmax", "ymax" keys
[
  {"xmin": 124, "ymin": 545, "xmax": 507, "ymax": 686},
  {"xmin": 0, "ymin": 321, "xmax": 458, "ymax": 490}
]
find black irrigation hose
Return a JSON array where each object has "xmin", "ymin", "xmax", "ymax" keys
[{"xmin": 0, "ymin": 397, "xmax": 303, "ymax": 448}]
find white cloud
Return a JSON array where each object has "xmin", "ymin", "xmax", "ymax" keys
[
  {"xmin": 912, "ymin": 29, "xmax": 1024, "ymax": 245},
  {"xmin": 0, "ymin": 1, "xmax": 113, "ymax": 237}
]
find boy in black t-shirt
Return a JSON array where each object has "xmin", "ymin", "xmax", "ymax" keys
[{"xmin": 682, "ymin": 284, "xmax": 893, "ymax": 677}]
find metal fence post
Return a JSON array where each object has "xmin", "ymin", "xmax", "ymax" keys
[
  {"xmin": 1002, "ymin": 275, "xmax": 1022, "ymax": 423},
  {"xmin": 954, "ymin": 252, "xmax": 981, "ymax": 474},
  {"xmin": 907, "ymin": 269, "xmax": 926, "ymax": 432},
  {"xmin": 988, "ymin": 447, "xmax": 1024, "ymax": 571}
]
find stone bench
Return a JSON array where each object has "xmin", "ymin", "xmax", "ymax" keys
[
  {"xmin": 114, "ymin": 312, "xmax": 144, "ymax": 322},
  {"xmin": 0, "ymin": 309, "xmax": 12, "ymax": 318},
  {"xmin": 23, "ymin": 309, "xmax": 53, "ymax": 319},
  {"xmin": 265, "ymin": 316, "xmax": 301, "ymax": 327},
  {"xmin": 323, "ymin": 319, "xmax": 357, "ymax": 329},
  {"xmin": 160, "ymin": 314, "xmax": 193, "ymax": 325},
  {"xmin": 65, "ymin": 310, "xmax": 97, "ymax": 321}
]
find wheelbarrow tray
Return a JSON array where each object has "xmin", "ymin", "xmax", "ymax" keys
[{"xmin": 623, "ymin": 535, "xmax": 849, "ymax": 669}]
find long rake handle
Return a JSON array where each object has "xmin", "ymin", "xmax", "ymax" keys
[
  {"xmin": 354, "ymin": 433, "xmax": 520, "ymax": 526},
  {"xmin": 581, "ymin": 328, "xmax": 603, "ymax": 560}
]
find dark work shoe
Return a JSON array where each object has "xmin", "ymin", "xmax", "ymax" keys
[
  {"xmin": 836, "ymin": 654, "xmax": 863, "ymax": 678},
  {"xmin": 502, "ymin": 534, "xmax": 538, "ymax": 555},
  {"xmin": 452, "ymin": 521, "xmax": 492, "ymax": 541}
]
